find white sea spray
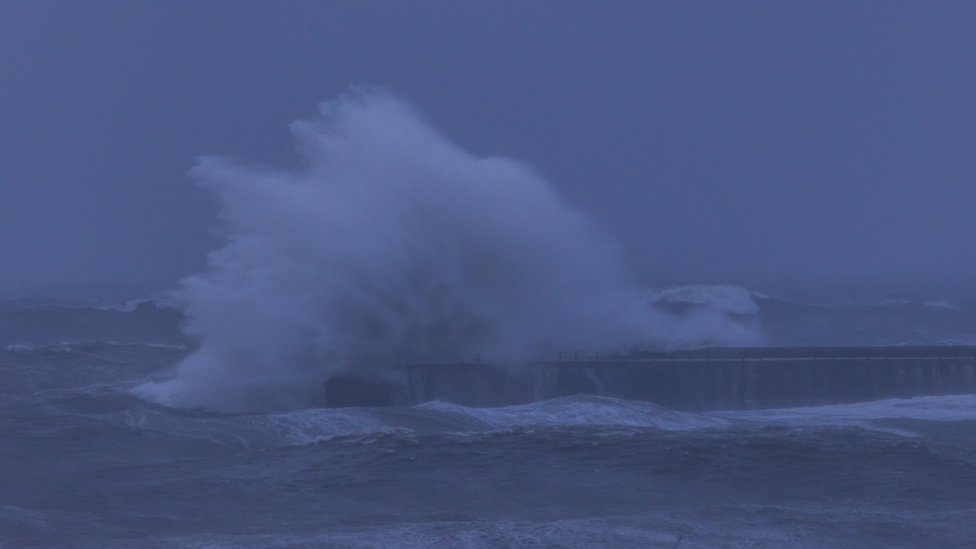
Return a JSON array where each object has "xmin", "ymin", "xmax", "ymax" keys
[{"xmin": 134, "ymin": 92, "xmax": 759, "ymax": 412}]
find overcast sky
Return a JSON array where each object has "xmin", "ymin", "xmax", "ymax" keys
[{"xmin": 1, "ymin": 1, "xmax": 974, "ymax": 292}]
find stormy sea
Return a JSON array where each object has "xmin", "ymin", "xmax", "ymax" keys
[
  {"xmin": 3, "ymin": 290, "xmax": 976, "ymax": 548},
  {"xmin": 4, "ymin": 94, "xmax": 976, "ymax": 547}
]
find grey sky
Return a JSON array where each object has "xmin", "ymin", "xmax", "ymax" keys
[{"xmin": 1, "ymin": 1, "xmax": 974, "ymax": 290}]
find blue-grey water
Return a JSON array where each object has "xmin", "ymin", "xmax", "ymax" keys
[{"xmin": 3, "ymin": 288, "xmax": 976, "ymax": 548}]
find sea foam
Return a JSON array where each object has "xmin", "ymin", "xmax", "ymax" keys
[{"xmin": 135, "ymin": 91, "xmax": 758, "ymax": 412}]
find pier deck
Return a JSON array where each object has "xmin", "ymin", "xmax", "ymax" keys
[{"xmin": 325, "ymin": 346, "xmax": 976, "ymax": 410}]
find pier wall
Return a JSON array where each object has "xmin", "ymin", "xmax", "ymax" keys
[{"xmin": 324, "ymin": 346, "xmax": 976, "ymax": 410}]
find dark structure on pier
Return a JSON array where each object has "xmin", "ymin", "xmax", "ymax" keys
[{"xmin": 325, "ymin": 346, "xmax": 976, "ymax": 410}]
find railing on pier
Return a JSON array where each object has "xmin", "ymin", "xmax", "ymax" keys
[{"xmin": 554, "ymin": 346, "xmax": 976, "ymax": 363}]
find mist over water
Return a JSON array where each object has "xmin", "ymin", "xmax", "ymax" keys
[{"xmin": 135, "ymin": 92, "xmax": 758, "ymax": 412}]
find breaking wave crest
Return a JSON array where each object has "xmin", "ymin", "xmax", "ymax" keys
[{"xmin": 134, "ymin": 92, "xmax": 758, "ymax": 412}]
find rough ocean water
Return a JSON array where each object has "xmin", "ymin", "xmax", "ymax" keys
[
  {"xmin": 2, "ymin": 292, "xmax": 976, "ymax": 548},
  {"xmin": 4, "ymin": 94, "xmax": 976, "ymax": 547}
]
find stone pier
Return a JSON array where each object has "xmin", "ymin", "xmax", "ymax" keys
[{"xmin": 325, "ymin": 346, "xmax": 976, "ymax": 410}]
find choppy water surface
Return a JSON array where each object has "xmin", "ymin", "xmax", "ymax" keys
[{"xmin": 4, "ymin": 336, "xmax": 976, "ymax": 548}]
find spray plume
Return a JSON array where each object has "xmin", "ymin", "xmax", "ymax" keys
[{"xmin": 134, "ymin": 92, "xmax": 759, "ymax": 412}]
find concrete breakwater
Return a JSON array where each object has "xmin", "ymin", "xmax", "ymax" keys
[{"xmin": 325, "ymin": 346, "xmax": 976, "ymax": 410}]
